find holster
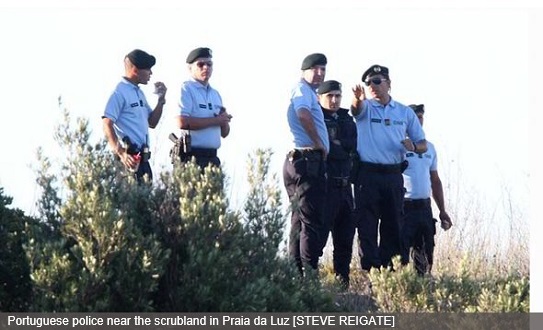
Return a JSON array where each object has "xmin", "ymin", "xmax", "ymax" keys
[
  {"xmin": 288, "ymin": 149, "xmax": 323, "ymax": 178},
  {"xmin": 141, "ymin": 148, "xmax": 151, "ymax": 162},
  {"xmin": 169, "ymin": 140, "xmax": 182, "ymax": 164},
  {"xmin": 123, "ymin": 136, "xmax": 139, "ymax": 155},
  {"xmin": 305, "ymin": 152, "xmax": 322, "ymax": 178},
  {"xmin": 401, "ymin": 160, "xmax": 409, "ymax": 173}
]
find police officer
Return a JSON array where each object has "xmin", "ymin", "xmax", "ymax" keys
[
  {"xmin": 284, "ymin": 53, "xmax": 329, "ymax": 276},
  {"xmin": 103, "ymin": 49, "xmax": 167, "ymax": 182},
  {"xmin": 350, "ymin": 64, "xmax": 427, "ymax": 271},
  {"xmin": 401, "ymin": 104, "xmax": 452, "ymax": 275},
  {"xmin": 316, "ymin": 80, "xmax": 357, "ymax": 287},
  {"xmin": 176, "ymin": 47, "xmax": 232, "ymax": 168}
]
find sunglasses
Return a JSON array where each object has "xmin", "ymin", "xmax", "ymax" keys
[
  {"xmin": 365, "ymin": 77, "xmax": 388, "ymax": 86},
  {"xmin": 196, "ymin": 61, "xmax": 213, "ymax": 68}
]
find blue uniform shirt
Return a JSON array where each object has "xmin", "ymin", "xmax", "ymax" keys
[
  {"xmin": 403, "ymin": 141, "xmax": 437, "ymax": 199},
  {"xmin": 103, "ymin": 78, "xmax": 152, "ymax": 148},
  {"xmin": 354, "ymin": 98, "xmax": 425, "ymax": 164},
  {"xmin": 287, "ymin": 79, "xmax": 330, "ymax": 153},
  {"xmin": 179, "ymin": 78, "xmax": 223, "ymax": 149}
]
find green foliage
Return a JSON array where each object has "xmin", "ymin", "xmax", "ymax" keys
[
  {"xmin": 0, "ymin": 188, "xmax": 33, "ymax": 311},
  {"xmin": 35, "ymin": 148, "xmax": 62, "ymax": 233},
  {"xmin": 153, "ymin": 151, "xmax": 336, "ymax": 312},
  {"xmin": 24, "ymin": 108, "xmax": 335, "ymax": 312},
  {"xmin": 29, "ymin": 109, "xmax": 167, "ymax": 311},
  {"xmin": 366, "ymin": 256, "xmax": 529, "ymax": 312},
  {"xmin": 466, "ymin": 276, "xmax": 529, "ymax": 312},
  {"xmin": 4, "ymin": 105, "xmax": 530, "ymax": 313},
  {"xmin": 243, "ymin": 149, "xmax": 284, "ymax": 253}
]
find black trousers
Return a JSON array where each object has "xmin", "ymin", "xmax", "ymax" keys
[
  {"xmin": 400, "ymin": 199, "xmax": 436, "ymax": 275},
  {"xmin": 180, "ymin": 148, "xmax": 220, "ymax": 169},
  {"xmin": 283, "ymin": 150, "xmax": 326, "ymax": 273},
  {"xmin": 181, "ymin": 155, "xmax": 220, "ymax": 169},
  {"xmin": 353, "ymin": 169, "xmax": 404, "ymax": 271},
  {"xmin": 320, "ymin": 181, "xmax": 355, "ymax": 281}
]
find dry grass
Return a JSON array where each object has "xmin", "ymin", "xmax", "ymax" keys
[{"xmin": 318, "ymin": 184, "xmax": 529, "ymax": 312}]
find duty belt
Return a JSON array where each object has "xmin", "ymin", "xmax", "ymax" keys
[
  {"xmin": 404, "ymin": 198, "xmax": 431, "ymax": 209},
  {"xmin": 126, "ymin": 147, "xmax": 151, "ymax": 162},
  {"xmin": 287, "ymin": 148, "xmax": 323, "ymax": 160},
  {"xmin": 360, "ymin": 161, "xmax": 403, "ymax": 174}
]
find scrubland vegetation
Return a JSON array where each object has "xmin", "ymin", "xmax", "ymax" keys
[{"xmin": 0, "ymin": 110, "xmax": 528, "ymax": 313}]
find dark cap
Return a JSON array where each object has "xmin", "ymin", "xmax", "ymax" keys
[
  {"xmin": 409, "ymin": 104, "xmax": 425, "ymax": 114},
  {"xmin": 186, "ymin": 47, "xmax": 213, "ymax": 63},
  {"xmin": 301, "ymin": 53, "xmax": 327, "ymax": 70},
  {"xmin": 126, "ymin": 49, "xmax": 156, "ymax": 70},
  {"xmin": 317, "ymin": 80, "xmax": 342, "ymax": 95},
  {"xmin": 362, "ymin": 64, "xmax": 389, "ymax": 82}
]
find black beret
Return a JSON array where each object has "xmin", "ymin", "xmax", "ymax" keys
[
  {"xmin": 409, "ymin": 104, "xmax": 425, "ymax": 114},
  {"xmin": 317, "ymin": 80, "xmax": 342, "ymax": 95},
  {"xmin": 361, "ymin": 64, "xmax": 389, "ymax": 82},
  {"xmin": 126, "ymin": 49, "xmax": 156, "ymax": 70},
  {"xmin": 301, "ymin": 53, "xmax": 327, "ymax": 70},
  {"xmin": 186, "ymin": 47, "xmax": 213, "ymax": 64}
]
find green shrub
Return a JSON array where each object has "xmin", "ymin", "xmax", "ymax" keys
[
  {"xmin": 29, "ymin": 110, "xmax": 167, "ymax": 311},
  {"xmin": 152, "ymin": 150, "xmax": 336, "ymax": 312},
  {"xmin": 365, "ymin": 256, "xmax": 529, "ymax": 312},
  {"xmin": 26, "ymin": 109, "xmax": 336, "ymax": 312},
  {"xmin": 0, "ymin": 188, "xmax": 33, "ymax": 311},
  {"xmin": 14, "ymin": 106, "xmax": 530, "ymax": 313}
]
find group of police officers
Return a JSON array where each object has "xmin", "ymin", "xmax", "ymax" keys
[
  {"xmin": 285, "ymin": 53, "xmax": 453, "ymax": 287},
  {"xmin": 102, "ymin": 48, "xmax": 452, "ymax": 290},
  {"xmin": 102, "ymin": 47, "xmax": 231, "ymax": 182}
]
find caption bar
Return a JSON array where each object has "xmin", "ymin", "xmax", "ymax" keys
[{"xmin": 6, "ymin": 315, "xmax": 395, "ymax": 328}]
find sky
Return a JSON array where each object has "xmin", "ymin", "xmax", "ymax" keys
[{"xmin": 0, "ymin": 0, "xmax": 541, "ymax": 310}]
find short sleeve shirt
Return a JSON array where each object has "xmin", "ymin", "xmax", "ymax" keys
[
  {"xmin": 403, "ymin": 141, "xmax": 438, "ymax": 199},
  {"xmin": 103, "ymin": 78, "xmax": 152, "ymax": 148},
  {"xmin": 287, "ymin": 79, "xmax": 330, "ymax": 153},
  {"xmin": 178, "ymin": 79, "xmax": 223, "ymax": 149},
  {"xmin": 354, "ymin": 98, "xmax": 425, "ymax": 164}
]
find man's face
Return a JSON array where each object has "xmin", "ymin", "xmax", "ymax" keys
[
  {"xmin": 365, "ymin": 74, "xmax": 390, "ymax": 99},
  {"xmin": 318, "ymin": 90, "xmax": 342, "ymax": 111},
  {"xmin": 136, "ymin": 68, "xmax": 152, "ymax": 85},
  {"xmin": 189, "ymin": 57, "xmax": 213, "ymax": 83},
  {"xmin": 303, "ymin": 65, "xmax": 326, "ymax": 85}
]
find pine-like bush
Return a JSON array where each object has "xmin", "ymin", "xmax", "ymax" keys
[
  {"xmin": 26, "ymin": 108, "xmax": 336, "ymax": 312},
  {"xmin": 0, "ymin": 188, "xmax": 33, "ymax": 311}
]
